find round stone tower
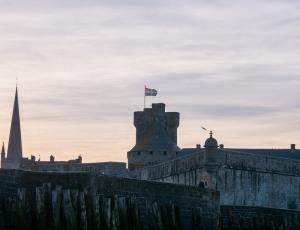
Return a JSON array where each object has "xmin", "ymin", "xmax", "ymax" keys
[{"xmin": 127, "ymin": 103, "xmax": 180, "ymax": 171}]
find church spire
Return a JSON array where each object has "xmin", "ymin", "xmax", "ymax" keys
[
  {"xmin": 1, "ymin": 142, "xmax": 5, "ymax": 156},
  {"xmin": 7, "ymin": 86, "xmax": 23, "ymax": 162}
]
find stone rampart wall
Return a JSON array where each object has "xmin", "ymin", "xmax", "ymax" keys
[
  {"xmin": 142, "ymin": 150, "xmax": 300, "ymax": 181},
  {"xmin": 223, "ymin": 150, "xmax": 300, "ymax": 176},
  {"xmin": 141, "ymin": 152, "xmax": 205, "ymax": 180},
  {"xmin": 140, "ymin": 150, "xmax": 300, "ymax": 210}
]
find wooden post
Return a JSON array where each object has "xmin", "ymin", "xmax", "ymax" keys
[
  {"xmin": 36, "ymin": 185, "xmax": 47, "ymax": 230},
  {"xmin": 111, "ymin": 195, "xmax": 120, "ymax": 230},
  {"xmin": 79, "ymin": 192, "xmax": 88, "ymax": 230},
  {"xmin": 51, "ymin": 186, "xmax": 62, "ymax": 229},
  {"xmin": 102, "ymin": 197, "xmax": 112, "ymax": 230},
  {"xmin": 118, "ymin": 197, "xmax": 129, "ymax": 230},
  {"xmin": 62, "ymin": 189, "xmax": 77, "ymax": 230},
  {"xmin": 90, "ymin": 192, "xmax": 101, "ymax": 230}
]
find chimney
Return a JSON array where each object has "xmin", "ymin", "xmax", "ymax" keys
[
  {"xmin": 291, "ymin": 144, "xmax": 296, "ymax": 151},
  {"xmin": 196, "ymin": 144, "xmax": 201, "ymax": 149},
  {"xmin": 78, "ymin": 155, "xmax": 82, "ymax": 163},
  {"xmin": 220, "ymin": 144, "xmax": 224, "ymax": 149}
]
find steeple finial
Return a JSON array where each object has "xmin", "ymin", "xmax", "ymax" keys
[
  {"xmin": 210, "ymin": 131, "xmax": 213, "ymax": 138},
  {"xmin": 7, "ymin": 86, "xmax": 23, "ymax": 164}
]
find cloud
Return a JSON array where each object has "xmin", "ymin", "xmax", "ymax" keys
[
  {"xmin": 178, "ymin": 104, "xmax": 277, "ymax": 118},
  {"xmin": 0, "ymin": 0, "xmax": 300, "ymax": 162}
]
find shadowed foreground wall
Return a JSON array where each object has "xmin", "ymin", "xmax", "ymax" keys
[
  {"xmin": 0, "ymin": 169, "xmax": 219, "ymax": 230},
  {"xmin": 220, "ymin": 205, "xmax": 300, "ymax": 230}
]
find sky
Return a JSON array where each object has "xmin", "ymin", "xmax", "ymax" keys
[{"xmin": 0, "ymin": 0, "xmax": 300, "ymax": 163}]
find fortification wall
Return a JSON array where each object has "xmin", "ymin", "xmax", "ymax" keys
[
  {"xmin": 0, "ymin": 169, "xmax": 219, "ymax": 230},
  {"xmin": 217, "ymin": 167, "xmax": 300, "ymax": 209},
  {"xmin": 140, "ymin": 151, "xmax": 206, "ymax": 180},
  {"xmin": 142, "ymin": 149, "xmax": 300, "ymax": 180},
  {"xmin": 222, "ymin": 150, "xmax": 300, "ymax": 176},
  {"xmin": 141, "ymin": 150, "xmax": 300, "ymax": 210}
]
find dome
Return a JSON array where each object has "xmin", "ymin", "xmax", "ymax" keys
[{"xmin": 204, "ymin": 131, "xmax": 218, "ymax": 148}]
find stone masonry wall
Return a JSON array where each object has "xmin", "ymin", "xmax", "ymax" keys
[
  {"xmin": 140, "ymin": 150, "xmax": 300, "ymax": 210},
  {"xmin": 216, "ymin": 167, "xmax": 300, "ymax": 210}
]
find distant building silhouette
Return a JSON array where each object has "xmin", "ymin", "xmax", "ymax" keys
[{"xmin": 0, "ymin": 86, "xmax": 126, "ymax": 175}]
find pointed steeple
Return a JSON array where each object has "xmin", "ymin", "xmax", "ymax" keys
[
  {"xmin": 1, "ymin": 142, "xmax": 5, "ymax": 168},
  {"xmin": 7, "ymin": 86, "xmax": 23, "ymax": 162},
  {"xmin": 1, "ymin": 142, "xmax": 5, "ymax": 156}
]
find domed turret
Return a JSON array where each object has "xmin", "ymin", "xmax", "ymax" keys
[{"xmin": 204, "ymin": 131, "xmax": 218, "ymax": 149}]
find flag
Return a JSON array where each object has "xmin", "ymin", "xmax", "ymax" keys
[{"xmin": 145, "ymin": 86, "xmax": 158, "ymax": 96}]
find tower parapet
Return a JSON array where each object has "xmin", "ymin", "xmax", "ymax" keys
[{"xmin": 127, "ymin": 103, "xmax": 180, "ymax": 171}]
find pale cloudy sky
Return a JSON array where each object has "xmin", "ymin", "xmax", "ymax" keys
[{"xmin": 0, "ymin": 0, "xmax": 299, "ymax": 163}]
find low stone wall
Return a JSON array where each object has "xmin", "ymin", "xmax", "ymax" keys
[
  {"xmin": 220, "ymin": 205, "xmax": 300, "ymax": 230},
  {"xmin": 0, "ymin": 169, "xmax": 219, "ymax": 230}
]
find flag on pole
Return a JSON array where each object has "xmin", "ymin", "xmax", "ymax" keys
[{"xmin": 145, "ymin": 86, "xmax": 158, "ymax": 96}]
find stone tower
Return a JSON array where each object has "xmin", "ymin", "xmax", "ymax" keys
[
  {"xmin": 127, "ymin": 103, "xmax": 180, "ymax": 171},
  {"xmin": 5, "ymin": 87, "xmax": 23, "ymax": 169}
]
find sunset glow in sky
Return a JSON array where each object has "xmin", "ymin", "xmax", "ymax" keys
[{"xmin": 0, "ymin": 0, "xmax": 300, "ymax": 163}]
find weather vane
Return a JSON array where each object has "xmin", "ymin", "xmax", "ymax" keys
[{"xmin": 202, "ymin": 127, "xmax": 214, "ymax": 137}]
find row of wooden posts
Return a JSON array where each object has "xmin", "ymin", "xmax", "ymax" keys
[{"xmin": 0, "ymin": 183, "xmax": 203, "ymax": 230}]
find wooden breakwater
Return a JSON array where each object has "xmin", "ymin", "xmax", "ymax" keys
[
  {"xmin": 0, "ymin": 183, "xmax": 190, "ymax": 230},
  {"xmin": 0, "ymin": 169, "xmax": 220, "ymax": 230}
]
